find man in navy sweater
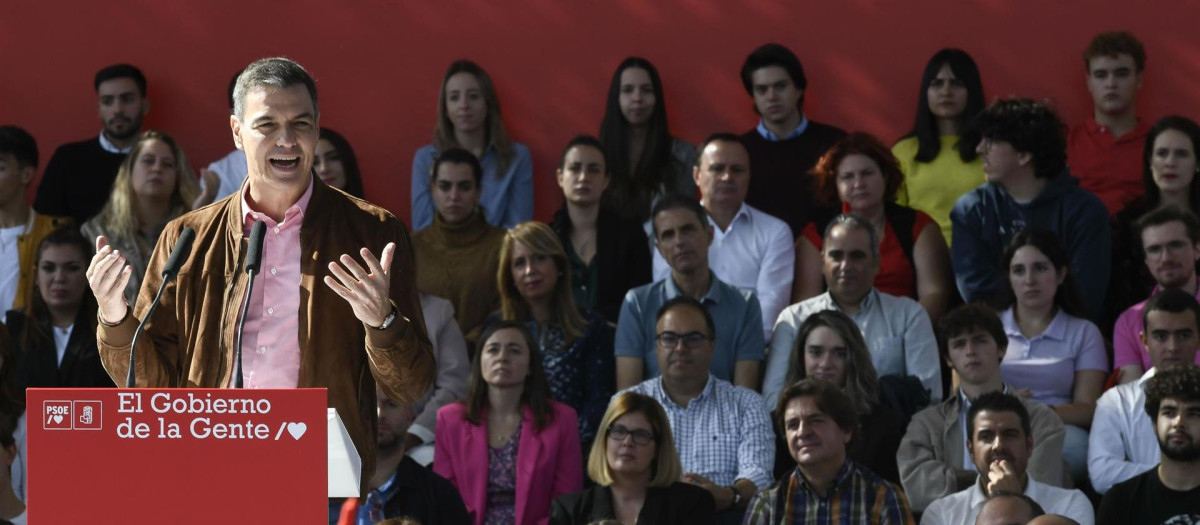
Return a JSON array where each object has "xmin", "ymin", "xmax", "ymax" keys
[
  {"xmin": 951, "ymin": 98, "xmax": 1110, "ymax": 319},
  {"xmin": 34, "ymin": 63, "xmax": 148, "ymax": 225},
  {"xmin": 738, "ymin": 43, "xmax": 845, "ymax": 236}
]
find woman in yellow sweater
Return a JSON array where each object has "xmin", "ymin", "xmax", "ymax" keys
[{"xmin": 892, "ymin": 48, "xmax": 987, "ymax": 246}]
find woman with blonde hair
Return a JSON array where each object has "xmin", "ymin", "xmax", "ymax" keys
[
  {"xmin": 411, "ymin": 59, "xmax": 532, "ymax": 230},
  {"xmin": 550, "ymin": 392, "xmax": 715, "ymax": 524},
  {"xmin": 490, "ymin": 221, "xmax": 614, "ymax": 452},
  {"xmin": 81, "ymin": 130, "xmax": 200, "ymax": 306}
]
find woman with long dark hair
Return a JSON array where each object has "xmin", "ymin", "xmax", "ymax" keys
[
  {"xmin": 599, "ymin": 57, "xmax": 697, "ymax": 224},
  {"xmin": 411, "ymin": 60, "xmax": 533, "ymax": 230},
  {"xmin": 996, "ymin": 229, "xmax": 1107, "ymax": 482},
  {"xmin": 315, "ymin": 127, "xmax": 365, "ymax": 199},
  {"xmin": 892, "ymin": 48, "xmax": 986, "ymax": 245},
  {"xmin": 434, "ymin": 321, "xmax": 582, "ymax": 524}
]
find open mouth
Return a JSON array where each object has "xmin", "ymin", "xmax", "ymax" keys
[{"xmin": 270, "ymin": 157, "xmax": 300, "ymax": 170}]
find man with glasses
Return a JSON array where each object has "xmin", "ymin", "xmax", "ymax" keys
[
  {"xmin": 615, "ymin": 195, "xmax": 765, "ymax": 391},
  {"xmin": 617, "ymin": 296, "xmax": 773, "ymax": 524},
  {"xmin": 1112, "ymin": 206, "xmax": 1200, "ymax": 384}
]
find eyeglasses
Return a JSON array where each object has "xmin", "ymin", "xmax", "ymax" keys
[
  {"xmin": 607, "ymin": 424, "xmax": 655, "ymax": 446},
  {"xmin": 655, "ymin": 331, "xmax": 710, "ymax": 349}
]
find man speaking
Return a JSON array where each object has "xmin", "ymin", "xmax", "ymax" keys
[{"xmin": 84, "ymin": 57, "xmax": 434, "ymax": 492}]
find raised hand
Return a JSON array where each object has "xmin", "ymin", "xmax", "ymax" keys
[
  {"xmin": 86, "ymin": 236, "xmax": 132, "ymax": 324},
  {"xmin": 324, "ymin": 242, "xmax": 396, "ymax": 328}
]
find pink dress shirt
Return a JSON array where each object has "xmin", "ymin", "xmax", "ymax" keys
[{"xmin": 233, "ymin": 179, "xmax": 314, "ymax": 388}]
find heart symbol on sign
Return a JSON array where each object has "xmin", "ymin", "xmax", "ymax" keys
[
  {"xmin": 52, "ymin": 415, "xmax": 63, "ymax": 424},
  {"xmin": 287, "ymin": 422, "xmax": 307, "ymax": 440}
]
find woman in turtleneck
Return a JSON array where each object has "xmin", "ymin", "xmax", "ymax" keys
[{"xmin": 412, "ymin": 148, "xmax": 507, "ymax": 348}]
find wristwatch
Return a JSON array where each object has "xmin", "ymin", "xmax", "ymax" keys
[{"xmin": 372, "ymin": 306, "xmax": 398, "ymax": 330}]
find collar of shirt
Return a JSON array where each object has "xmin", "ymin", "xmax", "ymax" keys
[
  {"xmin": 1001, "ymin": 308, "xmax": 1068, "ymax": 344},
  {"xmin": 708, "ymin": 203, "xmax": 753, "ymax": 234},
  {"xmin": 239, "ymin": 176, "xmax": 314, "ymax": 231},
  {"xmin": 818, "ymin": 288, "xmax": 879, "ymax": 315},
  {"xmin": 1139, "ymin": 367, "xmax": 1159, "ymax": 385},
  {"xmin": 755, "ymin": 115, "xmax": 809, "ymax": 142},
  {"xmin": 1082, "ymin": 118, "xmax": 1151, "ymax": 143},
  {"xmin": 653, "ymin": 374, "xmax": 716, "ymax": 409},
  {"xmin": 664, "ymin": 272, "xmax": 722, "ymax": 305},
  {"xmin": 967, "ymin": 473, "xmax": 1040, "ymax": 509},
  {"xmin": 97, "ymin": 132, "xmax": 132, "ymax": 154},
  {"xmin": 796, "ymin": 459, "xmax": 854, "ymax": 500}
]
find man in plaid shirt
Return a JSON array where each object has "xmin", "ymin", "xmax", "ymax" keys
[{"xmin": 743, "ymin": 379, "xmax": 914, "ymax": 524}]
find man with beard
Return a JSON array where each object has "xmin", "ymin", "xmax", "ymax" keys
[
  {"xmin": 34, "ymin": 64, "xmax": 149, "ymax": 225},
  {"xmin": 333, "ymin": 386, "xmax": 469, "ymax": 525},
  {"xmin": 1113, "ymin": 206, "xmax": 1200, "ymax": 384},
  {"xmin": 1097, "ymin": 365, "xmax": 1200, "ymax": 524},
  {"xmin": 921, "ymin": 392, "xmax": 1092, "ymax": 525}
]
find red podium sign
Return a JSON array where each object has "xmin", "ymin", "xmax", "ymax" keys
[{"xmin": 26, "ymin": 388, "xmax": 328, "ymax": 524}]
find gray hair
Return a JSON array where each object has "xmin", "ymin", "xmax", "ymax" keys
[
  {"xmin": 232, "ymin": 57, "xmax": 319, "ymax": 120},
  {"xmin": 822, "ymin": 213, "xmax": 880, "ymax": 260}
]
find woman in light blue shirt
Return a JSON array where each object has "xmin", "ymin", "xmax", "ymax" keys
[
  {"xmin": 411, "ymin": 60, "xmax": 532, "ymax": 230},
  {"xmin": 997, "ymin": 228, "xmax": 1108, "ymax": 482}
]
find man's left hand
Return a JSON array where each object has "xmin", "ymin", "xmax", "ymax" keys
[
  {"xmin": 682, "ymin": 473, "xmax": 734, "ymax": 510},
  {"xmin": 324, "ymin": 243, "xmax": 396, "ymax": 328}
]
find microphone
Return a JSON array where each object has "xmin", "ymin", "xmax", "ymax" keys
[
  {"xmin": 127, "ymin": 227, "xmax": 196, "ymax": 388},
  {"xmin": 232, "ymin": 220, "xmax": 267, "ymax": 389}
]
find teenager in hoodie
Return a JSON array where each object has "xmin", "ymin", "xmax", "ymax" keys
[{"xmin": 951, "ymin": 98, "xmax": 1111, "ymax": 320}]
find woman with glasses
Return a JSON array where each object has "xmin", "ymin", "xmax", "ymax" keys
[
  {"xmin": 550, "ymin": 392, "xmax": 715, "ymax": 524},
  {"xmin": 434, "ymin": 321, "xmax": 582, "ymax": 525}
]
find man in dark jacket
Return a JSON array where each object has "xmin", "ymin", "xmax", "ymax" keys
[{"xmin": 951, "ymin": 98, "xmax": 1110, "ymax": 319}]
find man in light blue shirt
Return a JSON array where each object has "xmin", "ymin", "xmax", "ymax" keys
[{"xmin": 616, "ymin": 195, "xmax": 764, "ymax": 391}]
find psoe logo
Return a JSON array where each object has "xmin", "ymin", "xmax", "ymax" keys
[
  {"xmin": 74, "ymin": 401, "xmax": 103, "ymax": 431},
  {"xmin": 43, "ymin": 401, "xmax": 72, "ymax": 431}
]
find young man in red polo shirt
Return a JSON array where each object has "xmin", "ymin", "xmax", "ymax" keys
[{"xmin": 1066, "ymin": 31, "xmax": 1149, "ymax": 215}]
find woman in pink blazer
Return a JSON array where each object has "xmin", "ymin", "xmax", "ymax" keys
[{"xmin": 435, "ymin": 320, "xmax": 584, "ymax": 525}]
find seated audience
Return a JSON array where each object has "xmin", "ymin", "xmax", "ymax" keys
[
  {"xmin": 738, "ymin": 43, "xmax": 846, "ymax": 235},
  {"xmin": 974, "ymin": 493, "xmax": 1045, "ymax": 525},
  {"xmin": 0, "ymin": 126, "xmax": 70, "ymax": 315},
  {"xmin": 493, "ymin": 221, "xmax": 615, "ymax": 452},
  {"xmin": 200, "ymin": 72, "xmax": 247, "ymax": 203},
  {"xmin": 1068, "ymin": 31, "xmax": 1149, "ymax": 215},
  {"xmin": 341, "ymin": 386, "xmax": 469, "ymax": 525},
  {"xmin": 411, "ymin": 60, "xmax": 532, "ymax": 230},
  {"xmin": 80, "ymin": 130, "xmax": 201, "ymax": 306},
  {"xmin": 615, "ymin": 195, "xmax": 764, "ymax": 391},
  {"xmin": 618, "ymin": 297, "xmax": 773, "ymax": 524},
  {"xmin": 34, "ymin": 64, "xmax": 148, "ymax": 225},
  {"xmin": 404, "ymin": 293, "xmax": 470, "ymax": 465},
  {"xmin": 5, "ymin": 228, "xmax": 113, "ymax": 390},
  {"xmin": 743, "ymin": 379, "xmax": 914, "ymax": 524},
  {"xmin": 0, "ymin": 417, "xmax": 23, "ymax": 525},
  {"xmin": 920, "ymin": 392, "xmax": 1093, "ymax": 525},
  {"xmin": 893, "ymin": 48, "xmax": 987, "ymax": 246},
  {"xmin": 777, "ymin": 310, "xmax": 904, "ymax": 484},
  {"xmin": 1110, "ymin": 117, "xmax": 1200, "ymax": 327},
  {"xmin": 1089, "ymin": 288, "xmax": 1200, "ymax": 493},
  {"xmin": 951, "ymin": 98, "xmax": 1110, "ymax": 320},
  {"xmin": 598, "ymin": 57, "xmax": 697, "ymax": 225},
  {"xmin": 766, "ymin": 214, "xmax": 941, "ymax": 408},
  {"xmin": 1097, "ymin": 365, "xmax": 1200, "ymax": 524},
  {"xmin": 900, "ymin": 304, "xmax": 1066, "ymax": 512},
  {"xmin": 550, "ymin": 392, "xmax": 716, "ymax": 524},
  {"xmin": 434, "ymin": 321, "xmax": 583, "ymax": 525},
  {"xmin": 315, "ymin": 127, "xmax": 365, "ymax": 199},
  {"xmin": 549, "ymin": 135, "xmax": 651, "ymax": 323},
  {"xmin": 996, "ymin": 229, "xmax": 1107, "ymax": 481},
  {"xmin": 796, "ymin": 132, "xmax": 953, "ymax": 322},
  {"xmin": 412, "ymin": 148, "xmax": 507, "ymax": 343},
  {"xmin": 1113, "ymin": 206, "xmax": 1200, "ymax": 384},
  {"xmin": 651, "ymin": 133, "xmax": 793, "ymax": 342}
]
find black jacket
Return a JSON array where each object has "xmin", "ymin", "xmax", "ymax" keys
[
  {"xmin": 550, "ymin": 482, "xmax": 716, "ymax": 525},
  {"xmin": 5, "ymin": 308, "xmax": 114, "ymax": 392},
  {"xmin": 550, "ymin": 205, "xmax": 652, "ymax": 323}
]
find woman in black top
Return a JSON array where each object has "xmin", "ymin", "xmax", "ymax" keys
[{"xmin": 551, "ymin": 392, "xmax": 715, "ymax": 525}]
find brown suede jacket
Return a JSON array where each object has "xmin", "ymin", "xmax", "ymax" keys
[{"xmin": 96, "ymin": 180, "xmax": 434, "ymax": 493}]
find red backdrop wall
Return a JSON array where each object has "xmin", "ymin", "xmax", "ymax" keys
[{"xmin": 4, "ymin": 1, "xmax": 1199, "ymax": 224}]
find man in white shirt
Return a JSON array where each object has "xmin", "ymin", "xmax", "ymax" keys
[
  {"xmin": 922, "ymin": 392, "xmax": 1093, "ymax": 525},
  {"xmin": 651, "ymin": 133, "xmax": 793, "ymax": 342},
  {"xmin": 764, "ymin": 213, "xmax": 941, "ymax": 408},
  {"xmin": 1089, "ymin": 287, "xmax": 1200, "ymax": 493}
]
